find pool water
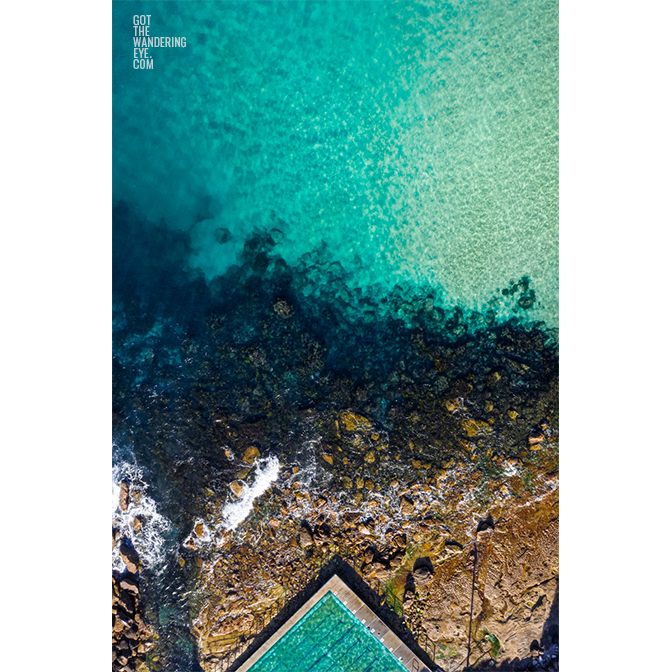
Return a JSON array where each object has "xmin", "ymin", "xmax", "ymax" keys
[{"xmin": 248, "ymin": 593, "xmax": 409, "ymax": 672}]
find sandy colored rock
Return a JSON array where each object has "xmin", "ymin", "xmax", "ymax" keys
[
  {"xmin": 229, "ymin": 481, "xmax": 245, "ymax": 498},
  {"xmin": 400, "ymin": 495, "xmax": 415, "ymax": 516},
  {"xmin": 299, "ymin": 526, "xmax": 313, "ymax": 548},
  {"xmin": 119, "ymin": 480, "xmax": 130, "ymax": 512},
  {"xmin": 242, "ymin": 446, "xmax": 260, "ymax": 464},
  {"xmin": 119, "ymin": 541, "xmax": 140, "ymax": 574},
  {"xmin": 364, "ymin": 450, "xmax": 375, "ymax": 464},
  {"xmin": 321, "ymin": 453, "xmax": 333, "ymax": 465},
  {"xmin": 340, "ymin": 411, "xmax": 372, "ymax": 432},
  {"xmin": 462, "ymin": 417, "xmax": 492, "ymax": 437}
]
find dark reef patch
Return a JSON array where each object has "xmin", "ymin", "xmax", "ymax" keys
[{"xmin": 114, "ymin": 201, "xmax": 557, "ymax": 520}]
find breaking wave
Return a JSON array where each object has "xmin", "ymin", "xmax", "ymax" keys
[
  {"xmin": 221, "ymin": 456, "xmax": 281, "ymax": 531},
  {"xmin": 112, "ymin": 459, "xmax": 172, "ymax": 573}
]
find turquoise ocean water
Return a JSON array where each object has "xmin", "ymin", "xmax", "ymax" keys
[{"xmin": 113, "ymin": 0, "xmax": 558, "ymax": 328}]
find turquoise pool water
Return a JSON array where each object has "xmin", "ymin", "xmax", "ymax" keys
[
  {"xmin": 248, "ymin": 593, "xmax": 408, "ymax": 672},
  {"xmin": 113, "ymin": 0, "xmax": 559, "ymax": 328}
]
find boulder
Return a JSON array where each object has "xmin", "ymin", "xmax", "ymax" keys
[
  {"xmin": 413, "ymin": 566, "xmax": 433, "ymax": 585},
  {"xmin": 390, "ymin": 555, "xmax": 403, "ymax": 569},
  {"xmin": 119, "ymin": 480, "xmax": 130, "ymax": 512},
  {"xmin": 120, "ymin": 578, "xmax": 139, "ymax": 595},
  {"xmin": 340, "ymin": 411, "xmax": 372, "ymax": 432},
  {"xmin": 119, "ymin": 541, "xmax": 140, "ymax": 574},
  {"xmin": 364, "ymin": 450, "xmax": 376, "ymax": 464},
  {"xmin": 400, "ymin": 496, "xmax": 415, "ymax": 516},
  {"xmin": 358, "ymin": 519, "xmax": 375, "ymax": 536},
  {"xmin": 412, "ymin": 557, "xmax": 434, "ymax": 586},
  {"xmin": 299, "ymin": 525, "xmax": 313, "ymax": 548},
  {"xmin": 230, "ymin": 481, "xmax": 245, "ymax": 498},
  {"xmin": 242, "ymin": 446, "xmax": 260, "ymax": 464}
]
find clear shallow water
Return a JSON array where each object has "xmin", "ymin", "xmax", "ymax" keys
[
  {"xmin": 248, "ymin": 593, "xmax": 408, "ymax": 672},
  {"xmin": 113, "ymin": 0, "xmax": 558, "ymax": 327}
]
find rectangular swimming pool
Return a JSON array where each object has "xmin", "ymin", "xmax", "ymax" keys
[{"xmin": 247, "ymin": 592, "xmax": 410, "ymax": 672}]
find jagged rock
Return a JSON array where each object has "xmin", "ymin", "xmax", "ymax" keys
[
  {"xmin": 413, "ymin": 567, "xmax": 432, "ymax": 584},
  {"xmin": 364, "ymin": 450, "xmax": 376, "ymax": 464},
  {"xmin": 364, "ymin": 547, "xmax": 375, "ymax": 563},
  {"xmin": 413, "ymin": 561, "xmax": 434, "ymax": 585},
  {"xmin": 340, "ymin": 411, "xmax": 372, "ymax": 432},
  {"xmin": 133, "ymin": 517, "xmax": 142, "ymax": 533},
  {"xmin": 321, "ymin": 453, "xmax": 333, "ymax": 465},
  {"xmin": 358, "ymin": 520, "xmax": 375, "ymax": 536},
  {"xmin": 374, "ymin": 566, "xmax": 391, "ymax": 580},
  {"xmin": 269, "ymin": 518, "xmax": 281, "ymax": 530},
  {"xmin": 299, "ymin": 526, "xmax": 313, "ymax": 548},
  {"xmin": 242, "ymin": 446, "xmax": 260, "ymax": 464},
  {"xmin": 119, "ymin": 481, "xmax": 130, "ymax": 512},
  {"xmin": 393, "ymin": 533, "xmax": 407, "ymax": 550},
  {"xmin": 400, "ymin": 496, "xmax": 415, "ymax": 516},
  {"xmin": 120, "ymin": 577, "xmax": 139, "ymax": 595},
  {"xmin": 119, "ymin": 591, "xmax": 135, "ymax": 614},
  {"xmin": 119, "ymin": 541, "xmax": 140, "ymax": 574}
]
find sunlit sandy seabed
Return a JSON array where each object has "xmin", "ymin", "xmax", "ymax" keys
[{"xmin": 113, "ymin": 0, "xmax": 558, "ymax": 327}]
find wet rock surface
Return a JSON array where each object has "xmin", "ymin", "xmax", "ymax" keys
[
  {"xmin": 112, "ymin": 219, "xmax": 559, "ymax": 671},
  {"xmin": 112, "ymin": 571, "xmax": 154, "ymax": 672}
]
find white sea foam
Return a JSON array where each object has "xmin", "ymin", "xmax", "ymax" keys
[
  {"xmin": 112, "ymin": 460, "xmax": 171, "ymax": 573},
  {"xmin": 221, "ymin": 456, "xmax": 280, "ymax": 531}
]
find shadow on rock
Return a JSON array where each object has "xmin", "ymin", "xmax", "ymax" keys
[{"xmin": 468, "ymin": 586, "xmax": 558, "ymax": 671}]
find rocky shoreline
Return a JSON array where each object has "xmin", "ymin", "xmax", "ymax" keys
[
  {"xmin": 183, "ymin": 407, "xmax": 558, "ymax": 671},
  {"xmin": 113, "ymin": 256, "xmax": 559, "ymax": 670},
  {"xmin": 112, "ymin": 481, "xmax": 156, "ymax": 672}
]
